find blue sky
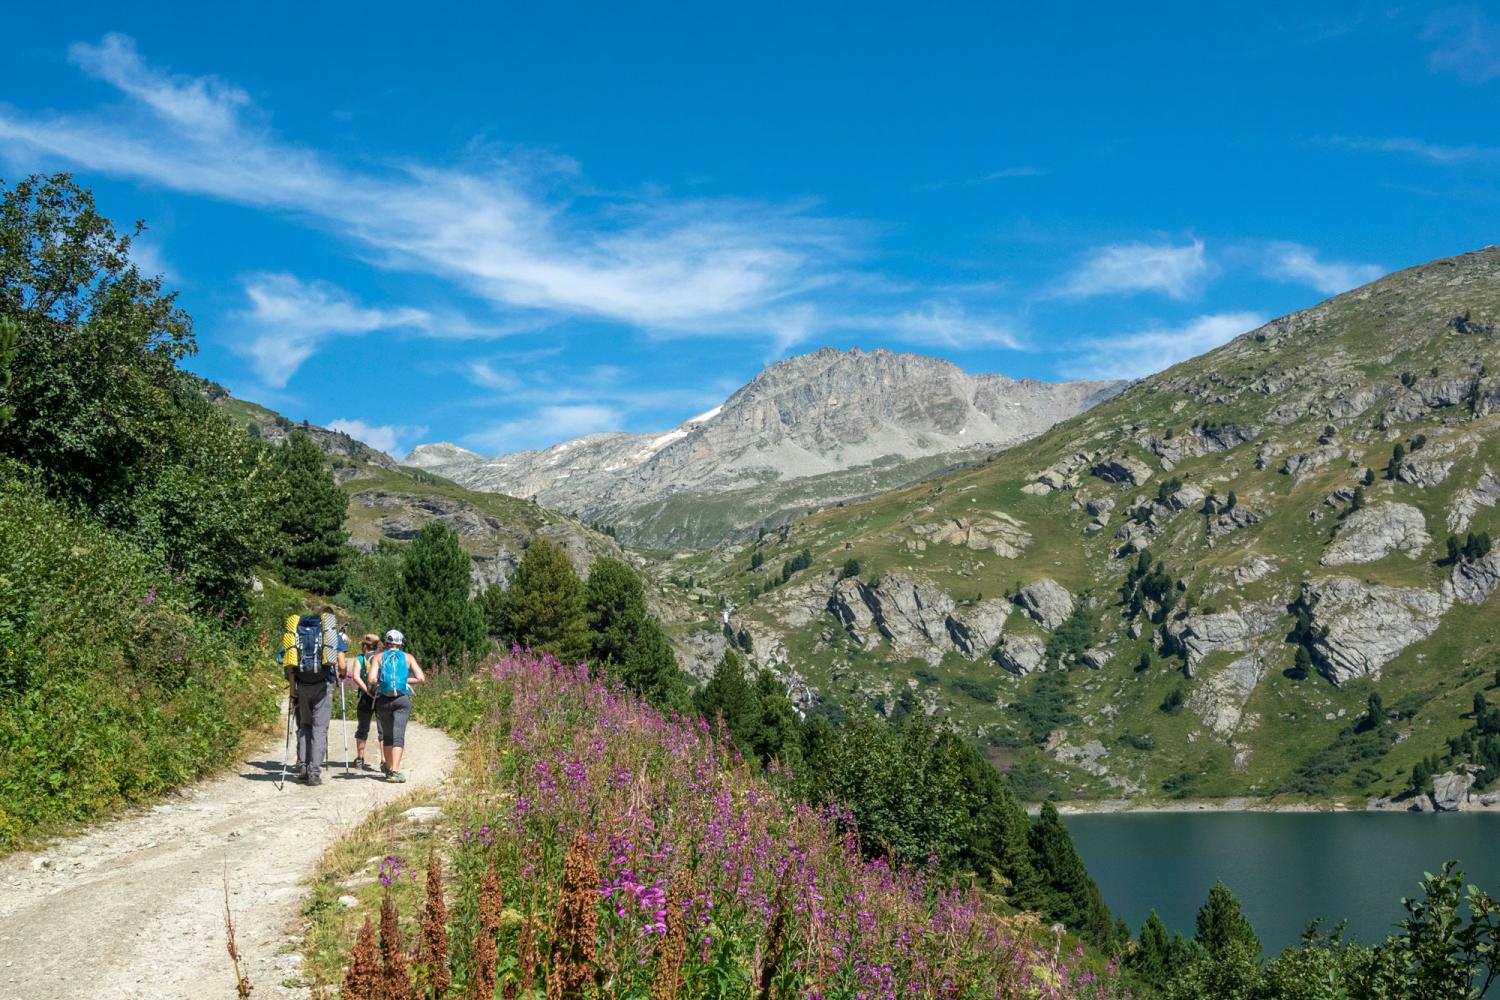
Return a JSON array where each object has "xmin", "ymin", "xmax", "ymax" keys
[{"xmin": 2, "ymin": 3, "xmax": 1498, "ymax": 457}]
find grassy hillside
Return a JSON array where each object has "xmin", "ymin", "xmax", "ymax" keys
[{"xmin": 674, "ymin": 248, "xmax": 1500, "ymax": 804}]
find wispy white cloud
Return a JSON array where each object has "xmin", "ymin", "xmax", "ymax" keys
[
  {"xmin": 466, "ymin": 404, "xmax": 624, "ymax": 453},
  {"xmin": 1332, "ymin": 135, "xmax": 1500, "ymax": 164},
  {"xmin": 325, "ymin": 418, "xmax": 428, "ymax": 459},
  {"xmin": 1052, "ymin": 239, "xmax": 1209, "ymax": 300},
  {"xmin": 0, "ymin": 34, "xmax": 854, "ymax": 343},
  {"xmin": 876, "ymin": 302, "xmax": 1023, "ymax": 349},
  {"xmin": 1063, "ymin": 311, "xmax": 1266, "ymax": 380},
  {"xmin": 1425, "ymin": 6, "xmax": 1500, "ymax": 83},
  {"xmin": 235, "ymin": 274, "xmax": 429, "ymax": 386},
  {"xmin": 1262, "ymin": 242, "xmax": 1382, "ymax": 295}
]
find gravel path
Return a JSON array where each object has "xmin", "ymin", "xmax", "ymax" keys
[{"xmin": 0, "ymin": 702, "xmax": 457, "ymax": 1000}]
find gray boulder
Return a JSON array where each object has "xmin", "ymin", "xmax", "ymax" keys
[
  {"xmin": 1447, "ymin": 466, "xmax": 1500, "ymax": 533},
  {"xmin": 1432, "ymin": 771, "xmax": 1474, "ymax": 812},
  {"xmin": 1320, "ymin": 502, "xmax": 1430, "ymax": 565},
  {"xmin": 1451, "ymin": 549, "xmax": 1500, "ymax": 606},
  {"xmin": 994, "ymin": 634, "xmax": 1047, "ymax": 675},
  {"xmin": 1303, "ymin": 577, "xmax": 1452, "ymax": 685},
  {"xmin": 1165, "ymin": 610, "xmax": 1256, "ymax": 674},
  {"xmin": 1395, "ymin": 458, "xmax": 1454, "ymax": 487},
  {"xmin": 1079, "ymin": 647, "xmax": 1113, "ymax": 670},
  {"xmin": 1018, "ymin": 578, "xmax": 1075, "ymax": 630},
  {"xmin": 945, "ymin": 599, "xmax": 1012, "ymax": 659},
  {"xmin": 1281, "ymin": 445, "xmax": 1341, "ymax": 482},
  {"xmin": 1187, "ymin": 655, "xmax": 1266, "ymax": 738},
  {"xmin": 1091, "ymin": 455, "xmax": 1153, "ymax": 486}
]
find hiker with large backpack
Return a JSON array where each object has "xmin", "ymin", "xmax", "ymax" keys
[
  {"xmin": 285, "ymin": 606, "xmax": 344, "ymax": 787},
  {"xmin": 363, "ymin": 629, "xmax": 426, "ymax": 783}
]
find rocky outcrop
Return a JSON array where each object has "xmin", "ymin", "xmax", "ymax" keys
[
  {"xmin": 828, "ymin": 577, "xmax": 881, "ymax": 646},
  {"xmin": 1148, "ymin": 424, "xmax": 1258, "ymax": 463},
  {"xmin": 1017, "ymin": 578, "xmax": 1075, "ymax": 630},
  {"xmin": 910, "ymin": 512, "xmax": 1030, "ymax": 558},
  {"xmin": 1187, "ymin": 655, "xmax": 1266, "ymax": 738},
  {"xmin": 1450, "ymin": 550, "xmax": 1500, "ymax": 605},
  {"xmin": 1320, "ymin": 502, "xmax": 1430, "ymax": 565},
  {"xmin": 994, "ymin": 634, "xmax": 1047, "ymax": 675},
  {"xmin": 1432, "ymin": 771, "xmax": 1474, "ymax": 811},
  {"xmin": 1281, "ymin": 445, "xmax": 1341, "ymax": 482},
  {"xmin": 1448, "ymin": 466, "xmax": 1500, "ymax": 533},
  {"xmin": 946, "ymin": 599, "xmax": 1012, "ymax": 659},
  {"xmin": 1302, "ymin": 577, "xmax": 1452, "ymax": 685},
  {"xmin": 1164, "ymin": 609, "xmax": 1269, "ymax": 674},
  {"xmin": 1395, "ymin": 458, "xmax": 1454, "ymax": 487},
  {"xmin": 1091, "ymin": 455, "xmax": 1153, "ymax": 486}
]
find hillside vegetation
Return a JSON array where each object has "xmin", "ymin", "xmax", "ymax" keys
[{"xmin": 675, "ymin": 248, "xmax": 1500, "ymax": 805}]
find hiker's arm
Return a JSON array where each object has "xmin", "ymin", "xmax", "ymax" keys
[{"xmin": 408, "ymin": 657, "xmax": 426, "ymax": 685}]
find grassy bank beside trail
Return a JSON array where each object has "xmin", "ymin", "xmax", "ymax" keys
[
  {"xmin": 309, "ymin": 650, "xmax": 1129, "ymax": 998},
  {"xmin": 0, "ymin": 465, "xmax": 284, "ymax": 853}
]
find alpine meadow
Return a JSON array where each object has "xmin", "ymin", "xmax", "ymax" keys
[{"xmin": 3, "ymin": 7, "xmax": 1500, "ymax": 1000}]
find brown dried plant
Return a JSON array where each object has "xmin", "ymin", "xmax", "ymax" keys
[
  {"xmin": 223, "ymin": 870, "xmax": 253, "ymax": 999},
  {"xmin": 343, "ymin": 917, "xmax": 380, "ymax": 1000},
  {"xmin": 517, "ymin": 913, "xmax": 540, "ymax": 994},
  {"xmin": 470, "ymin": 858, "xmax": 504, "ymax": 1000},
  {"xmin": 650, "ymin": 870, "xmax": 696, "ymax": 1000},
  {"xmin": 548, "ymin": 831, "xmax": 599, "ymax": 1000},
  {"xmin": 756, "ymin": 874, "xmax": 792, "ymax": 1000},
  {"xmin": 380, "ymin": 890, "xmax": 412, "ymax": 1000},
  {"xmin": 417, "ymin": 848, "xmax": 451, "ymax": 999}
]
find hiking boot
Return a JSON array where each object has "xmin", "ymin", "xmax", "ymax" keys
[
  {"xmin": 306, "ymin": 774, "xmax": 323, "ymax": 787},
  {"xmin": 386, "ymin": 771, "xmax": 407, "ymax": 783},
  {"xmin": 355, "ymin": 758, "xmax": 377, "ymax": 772}
]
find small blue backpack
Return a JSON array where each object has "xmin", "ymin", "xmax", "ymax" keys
[{"xmin": 376, "ymin": 650, "xmax": 411, "ymax": 697}]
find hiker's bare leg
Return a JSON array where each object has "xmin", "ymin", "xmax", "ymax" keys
[{"xmin": 386, "ymin": 745, "xmax": 404, "ymax": 773}]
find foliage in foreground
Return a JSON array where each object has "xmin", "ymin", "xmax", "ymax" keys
[{"xmin": 354, "ymin": 650, "xmax": 1132, "ymax": 998}]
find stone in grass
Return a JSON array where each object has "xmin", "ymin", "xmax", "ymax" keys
[
  {"xmin": 337, "ymin": 895, "xmax": 361, "ymax": 908},
  {"xmin": 402, "ymin": 806, "xmax": 443, "ymax": 824}
]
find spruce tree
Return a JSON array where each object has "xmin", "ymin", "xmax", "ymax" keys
[
  {"xmin": 1029, "ymin": 802, "xmax": 1116, "ymax": 945},
  {"xmin": 393, "ymin": 521, "xmax": 485, "ymax": 664},
  {"xmin": 1194, "ymin": 880, "xmax": 1260, "ymax": 960},
  {"xmin": 583, "ymin": 557, "xmax": 683, "ymax": 706},
  {"xmin": 498, "ymin": 538, "xmax": 587, "ymax": 662},
  {"xmin": 269, "ymin": 432, "xmax": 350, "ymax": 593},
  {"xmin": 1129, "ymin": 910, "xmax": 1193, "ymax": 990},
  {"xmin": 695, "ymin": 649, "xmax": 760, "ymax": 747}
]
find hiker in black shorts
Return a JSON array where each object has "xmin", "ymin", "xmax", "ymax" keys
[
  {"xmin": 363, "ymin": 629, "xmax": 426, "ymax": 783},
  {"xmin": 348, "ymin": 633, "xmax": 381, "ymax": 771}
]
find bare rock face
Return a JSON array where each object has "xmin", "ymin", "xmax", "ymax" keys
[
  {"xmin": 1017, "ymin": 578, "xmax": 1075, "ymax": 630},
  {"xmin": 876, "ymin": 574, "xmax": 957, "ymax": 661},
  {"xmin": 828, "ymin": 577, "xmax": 881, "ymax": 646},
  {"xmin": 1165, "ymin": 610, "xmax": 1257, "ymax": 674},
  {"xmin": 910, "ymin": 512, "xmax": 1030, "ymax": 558},
  {"xmin": 1165, "ymin": 483, "xmax": 1207, "ymax": 512},
  {"xmin": 1148, "ymin": 424, "xmax": 1257, "ymax": 463},
  {"xmin": 1395, "ymin": 458, "xmax": 1454, "ymax": 487},
  {"xmin": 1451, "ymin": 549, "xmax": 1500, "ymax": 605},
  {"xmin": 1447, "ymin": 466, "xmax": 1500, "ymax": 533},
  {"xmin": 1303, "ymin": 577, "xmax": 1452, "ymax": 684},
  {"xmin": 1091, "ymin": 455, "xmax": 1153, "ymax": 486},
  {"xmin": 994, "ymin": 634, "xmax": 1047, "ymax": 675},
  {"xmin": 1432, "ymin": 771, "xmax": 1474, "ymax": 812},
  {"xmin": 1320, "ymin": 502, "xmax": 1431, "ymax": 565},
  {"xmin": 1188, "ymin": 655, "xmax": 1267, "ymax": 738},
  {"xmin": 1281, "ymin": 445, "xmax": 1341, "ymax": 482},
  {"xmin": 946, "ymin": 599, "xmax": 1012, "ymax": 659}
]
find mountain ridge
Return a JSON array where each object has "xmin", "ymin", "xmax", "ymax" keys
[{"xmin": 407, "ymin": 346, "xmax": 1124, "ymax": 546}]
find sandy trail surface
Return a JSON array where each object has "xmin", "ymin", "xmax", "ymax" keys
[{"xmin": 0, "ymin": 703, "xmax": 456, "ymax": 1000}]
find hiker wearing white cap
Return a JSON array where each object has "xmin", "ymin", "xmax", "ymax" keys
[{"xmin": 363, "ymin": 629, "xmax": 426, "ymax": 782}]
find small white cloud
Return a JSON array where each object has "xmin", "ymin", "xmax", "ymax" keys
[
  {"xmin": 235, "ymin": 274, "xmax": 428, "ymax": 387},
  {"xmin": 1053, "ymin": 239, "xmax": 1208, "ymax": 300},
  {"xmin": 1263, "ymin": 243, "xmax": 1383, "ymax": 295},
  {"xmin": 1063, "ymin": 311, "xmax": 1266, "ymax": 380},
  {"xmin": 1425, "ymin": 6, "xmax": 1500, "ymax": 84},
  {"xmin": 881, "ymin": 302, "xmax": 1022, "ymax": 349},
  {"xmin": 1336, "ymin": 135, "xmax": 1500, "ymax": 164},
  {"xmin": 465, "ymin": 404, "xmax": 623, "ymax": 453},
  {"xmin": 325, "ymin": 419, "xmax": 427, "ymax": 459}
]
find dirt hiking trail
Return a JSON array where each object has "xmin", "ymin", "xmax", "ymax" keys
[{"xmin": 0, "ymin": 704, "xmax": 457, "ymax": 999}]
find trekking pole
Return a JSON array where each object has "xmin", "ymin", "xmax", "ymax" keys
[
  {"xmin": 278, "ymin": 690, "xmax": 293, "ymax": 791},
  {"xmin": 340, "ymin": 676, "xmax": 350, "ymax": 774}
]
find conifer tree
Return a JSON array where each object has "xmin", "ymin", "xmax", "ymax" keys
[
  {"xmin": 1194, "ymin": 880, "xmax": 1260, "ymax": 961},
  {"xmin": 394, "ymin": 521, "xmax": 486, "ymax": 663},
  {"xmin": 1029, "ymin": 802, "xmax": 1116, "ymax": 945},
  {"xmin": 583, "ymin": 558, "xmax": 683, "ymax": 705},
  {"xmin": 1129, "ymin": 910, "xmax": 1194, "ymax": 989},
  {"xmin": 269, "ymin": 431, "xmax": 349, "ymax": 593},
  {"xmin": 695, "ymin": 649, "xmax": 760, "ymax": 747},
  {"xmin": 498, "ymin": 538, "xmax": 587, "ymax": 662}
]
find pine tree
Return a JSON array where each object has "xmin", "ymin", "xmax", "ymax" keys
[
  {"xmin": 583, "ymin": 558, "xmax": 683, "ymax": 707},
  {"xmin": 269, "ymin": 432, "xmax": 349, "ymax": 593},
  {"xmin": 394, "ymin": 521, "xmax": 486, "ymax": 663},
  {"xmin": 1290, "ymin": 646, "xmax": 1314, "ymax": 680},
  {"xmin": 695, "ymin": 649, "xmax": 760, "ymax": 748},
  {"xmin": 1194, "ymin": 881, "xmax": 1260, "ymax": 960},
  {"xmin": 1363, "ymin": 467, "xmax": 1376, "ymax": 487},
  {"xmin": 1129, "ymin": 910, "xmax": 1193, "ymax": 989},
  {"xmin": 497, "ymin": 538, "xmax": 587, "ymax": 662},
  {"xmin": 1029, "ymin": 802, "xmax": 1116, "ymax": 945}
]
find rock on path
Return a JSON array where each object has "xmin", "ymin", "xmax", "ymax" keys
[{"xmin": 0, "ymin": 704, "xmax": 457, "ymax": 1000}]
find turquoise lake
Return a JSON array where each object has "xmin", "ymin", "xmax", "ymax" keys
[{"xmin": 1064, "ymin": 811, "xmax": 1500, "ymax": 954}]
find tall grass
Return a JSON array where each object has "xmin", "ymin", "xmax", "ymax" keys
[
  {"xmin": 358, "ymin": 650, "xmax": 1130, "ymax": 998},
  {"xmin": 0, "ymin": 464, "xmax": 277, "ymax": 850}
]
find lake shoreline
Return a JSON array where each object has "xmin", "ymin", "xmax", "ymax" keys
[{"xmin": 1030, "ymin": 795, "xmax": 1500, "ymax": 816}]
